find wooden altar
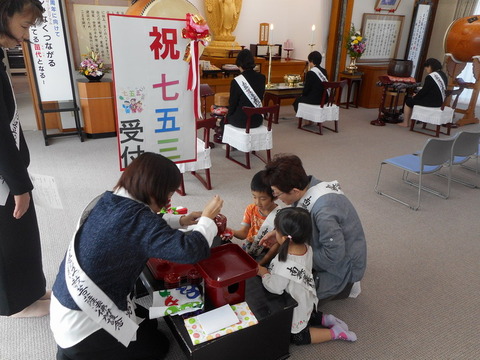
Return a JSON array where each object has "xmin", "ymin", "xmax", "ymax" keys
[{"xmin": 199, "ymin": 56, "xmax": 307, "ymax": 110}]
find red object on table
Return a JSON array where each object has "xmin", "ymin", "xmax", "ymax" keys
[
  {"xmin": 386, "ymin": 75, "xmax": 416, "ymax": 84},
  {"xmin": 196, "ymin": 243, "xmax": 258, "ymax": 307},
  {"xmin": 214, "ymin": 213, "xmax": 228, "ymax": 236},
  {"xmin": 146, "ymin": 258, "xmax": 197, "ymax": 282},
  {"xmin": 371, "ymin": 75, "xmax": 417, "ymax": 126}
]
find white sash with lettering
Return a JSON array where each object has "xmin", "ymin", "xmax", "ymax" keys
[
  {"xmin": 296, "ymin": 180, "xmax": 344, "ymax": 212},
  {"xmin": 310, "ymin": 67, "xmax": 327, "ymax": 83},
  {"xmin": 310, "ymin": 67, "xmax": 330, "ymax": 96},
  {"xmin": 246, "ymin": 207, "xmax": 281, "ymax": 257},
  {"xmin": 0, "ymin": 74, "xmax": 21, "ymax": 206},
  {"xmin": 273, "ymin": 258, "xmax": 317, "ymax": 298},
  {"xmin": 65, "ymin": 196, "xmax": 139, "ymax": 347},
  {"xmin": 234, "ymin": 74, "xmax": 262, "ymax": 108},
  {"xmin": 429, "ymin": 71, "xmax": 446, "ymax": 102}
]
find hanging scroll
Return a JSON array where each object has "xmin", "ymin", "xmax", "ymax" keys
[
  {"xmin": 405, "ymin": 4, "xmax": 431, "ymax": 79},
  {"xmin": 359, "ymin": 13, "xmax": 405, "ymax": 63},
  {"xmin": 405, "ymin": 0, "xmax": 439, "ymax": 81}
]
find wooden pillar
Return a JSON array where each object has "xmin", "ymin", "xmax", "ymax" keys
[{"xmin": 325, "ymin": 0, "xmax": 354, "ymax": 81}]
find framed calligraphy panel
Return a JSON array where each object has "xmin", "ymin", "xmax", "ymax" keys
[
  {"xmin": 359, "ymin": 13, "xmax": 405, "ymax": 63},
  {"xmin": 73, "ymin": 4, "xmax": 127, "ymax": 65},
  {"xmin": 64, "ymin": 0, "xmax": 130, "ymax": 66}
]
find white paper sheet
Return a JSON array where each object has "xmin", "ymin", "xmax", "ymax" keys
[
  {"xmin": 0, "ymin": 176, "xmax": 9, "ymax": 206},
  {"xmin": 30, "ymin": 173, "xmax": 63, "ymax": 209},
  {"xmin": 195, "ymin": 304, "xmax": 239, "ymax": 335}
]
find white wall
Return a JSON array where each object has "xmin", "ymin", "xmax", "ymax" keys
[
  {"xmin": 427, "ymin": 0, "xmax": 457, "ymax": 63},
  {"xmin": 190, "ymin": 0, "xmax": 331, "ymax": 62}
]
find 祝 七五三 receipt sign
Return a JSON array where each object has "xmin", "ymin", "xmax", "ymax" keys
[{"xmin": 108, "ymin": 14, "xmax": 196, "ymax": 170}]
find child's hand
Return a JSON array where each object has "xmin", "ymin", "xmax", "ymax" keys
[
  {"xmin": 259, "ymin": 230, "xmax": 277, "ymax": 248},
  {"xmin": 220, "ymin": 227, "xmax": 234, "ymax": 241},
  {"xmin": 257, "ymin": 265, "xmax": 268, "ymax": 277}
]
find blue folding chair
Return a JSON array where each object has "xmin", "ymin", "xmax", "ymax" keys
[
  {"xmin": 437, "ymin": 130, "xmax": 480, "ymax": 188},
  {"xmin": 374, "ymin": 137, "xmax": 455, "ymax": 210},
  {"xmin": 461, "ymin": 141, "xmax": 480, "ymax": 173}
]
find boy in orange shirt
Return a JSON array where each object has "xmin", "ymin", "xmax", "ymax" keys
[{"xmin": 224, "ymin": 170, "xmax": 280, "ymax": 260}]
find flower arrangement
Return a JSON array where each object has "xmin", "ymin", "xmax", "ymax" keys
[
  {"xmin": 345, "ymin": 25, "xmax": 367, "ymax": 58},
  {"xmin": 79, "ymin": 50, "xmax": 109, "ymax": 77}
]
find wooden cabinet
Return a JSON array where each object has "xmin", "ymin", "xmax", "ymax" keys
[
  {"xmin": 77, "ymin": 79, "xmax": 116, "ymax": 138},
  {"xmin": 356, "ymin": 64, "xmax": 388, "ymax": 108}
]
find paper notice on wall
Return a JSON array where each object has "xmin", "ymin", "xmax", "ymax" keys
[{"xmin": 30, "ymin": 173, "xmax": 63, "ymax": 209}]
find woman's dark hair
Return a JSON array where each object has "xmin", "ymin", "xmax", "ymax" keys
[
  {"xmin": 0, "ymin": 0, "xmax": 44, "ymax": 40},
  {"xmin": 274, "ymin": 207, "xmax": 312, "ymax": 262},
  {"xmin": 424, "ymin": 58, "xmax": 442, "ymax": 72},
  {"xmin": 114, "ymin": 152, "xmax": 181, "ymax": 209},
  {"xmin": 308, "ymin": 51, "xmax": 322, "ymax": 67},
  {"xmin": 263, "ymin": 153, "xmax": 309, "ymax": 193},
  {"xmin": 236, "ymin": 49, "xmax": 255, "ymax": 70},
  {"xmin": 251, "ymin": 170, "xmax": 274, "ymax": 200}
]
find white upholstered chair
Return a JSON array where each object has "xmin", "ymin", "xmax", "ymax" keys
[
  {"xmin": 176, "ymin": 117, "xmax": 217, "ymax": 196},
  {"xmin": 296, "ymin": 80, "xmax": 347, "ymax": 135},
  {"xmin": 409, "ymin": 87, "xmax": 464, "ymax": 137},
  {"xmin": 222, "ymin": 104, "xmax": 279, "ymax": 169}
]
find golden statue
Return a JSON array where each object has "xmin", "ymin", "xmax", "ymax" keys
[{"xmin": 204, "ymin": 0, "xmax": 242, "ymax": 57}]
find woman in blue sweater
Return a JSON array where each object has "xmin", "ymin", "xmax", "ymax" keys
[{"xmin": 51, "ymin": 153, "xmax": 223, "ymax": 360}]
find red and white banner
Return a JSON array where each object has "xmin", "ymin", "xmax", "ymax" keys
[{"xmin": 108, "ymin": 14, "xmax": 196, "ymax": 170}]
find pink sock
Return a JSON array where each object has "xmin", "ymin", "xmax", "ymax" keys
[
  {"xmin": 329, "ymin": 325, "xmax": 357, "ymax": 342},
  {"xmin": 322, "ymin": 313, "xmax": 349, "ymax": 330}
]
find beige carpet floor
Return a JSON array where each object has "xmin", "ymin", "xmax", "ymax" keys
[{"xmin": 1, "ymin": 93, "xmax": 479, "ymax": 359}]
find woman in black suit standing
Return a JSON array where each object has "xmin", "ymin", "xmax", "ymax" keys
[
  {"xmin": 0, "ymin": 0, "xmax": 50, "ymax": 318},
  {"xmin": 293, "ymin": 51, "xmax": 328, "ymax": 113}
]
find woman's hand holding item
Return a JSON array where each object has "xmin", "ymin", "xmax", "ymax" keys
[
  {"xmin": 13, "ymin": 192, "xmax": 30, "ymax": 219},
  {"xmin": 179, "ymin": 211, "xmax": 202, "ymax": 226},
  {"xmin": 201, "ymin": 195, "xmax": 223, "ymax": 220}
]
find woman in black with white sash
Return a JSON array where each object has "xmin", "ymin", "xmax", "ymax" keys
[
  {"xmin": 399, "ymin": 58, "xmax": 448, "ymax": 127},
  {"xmin": 0, "ymin": 0, "xmax": 50, "ymax": 318},
  {"xmin": 293, "ymin": 51, "xmax": 328, "ymax": 113},
  {"xmin": 225, "ymin": 49, "xmax": 266, "ymax": 129}
]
